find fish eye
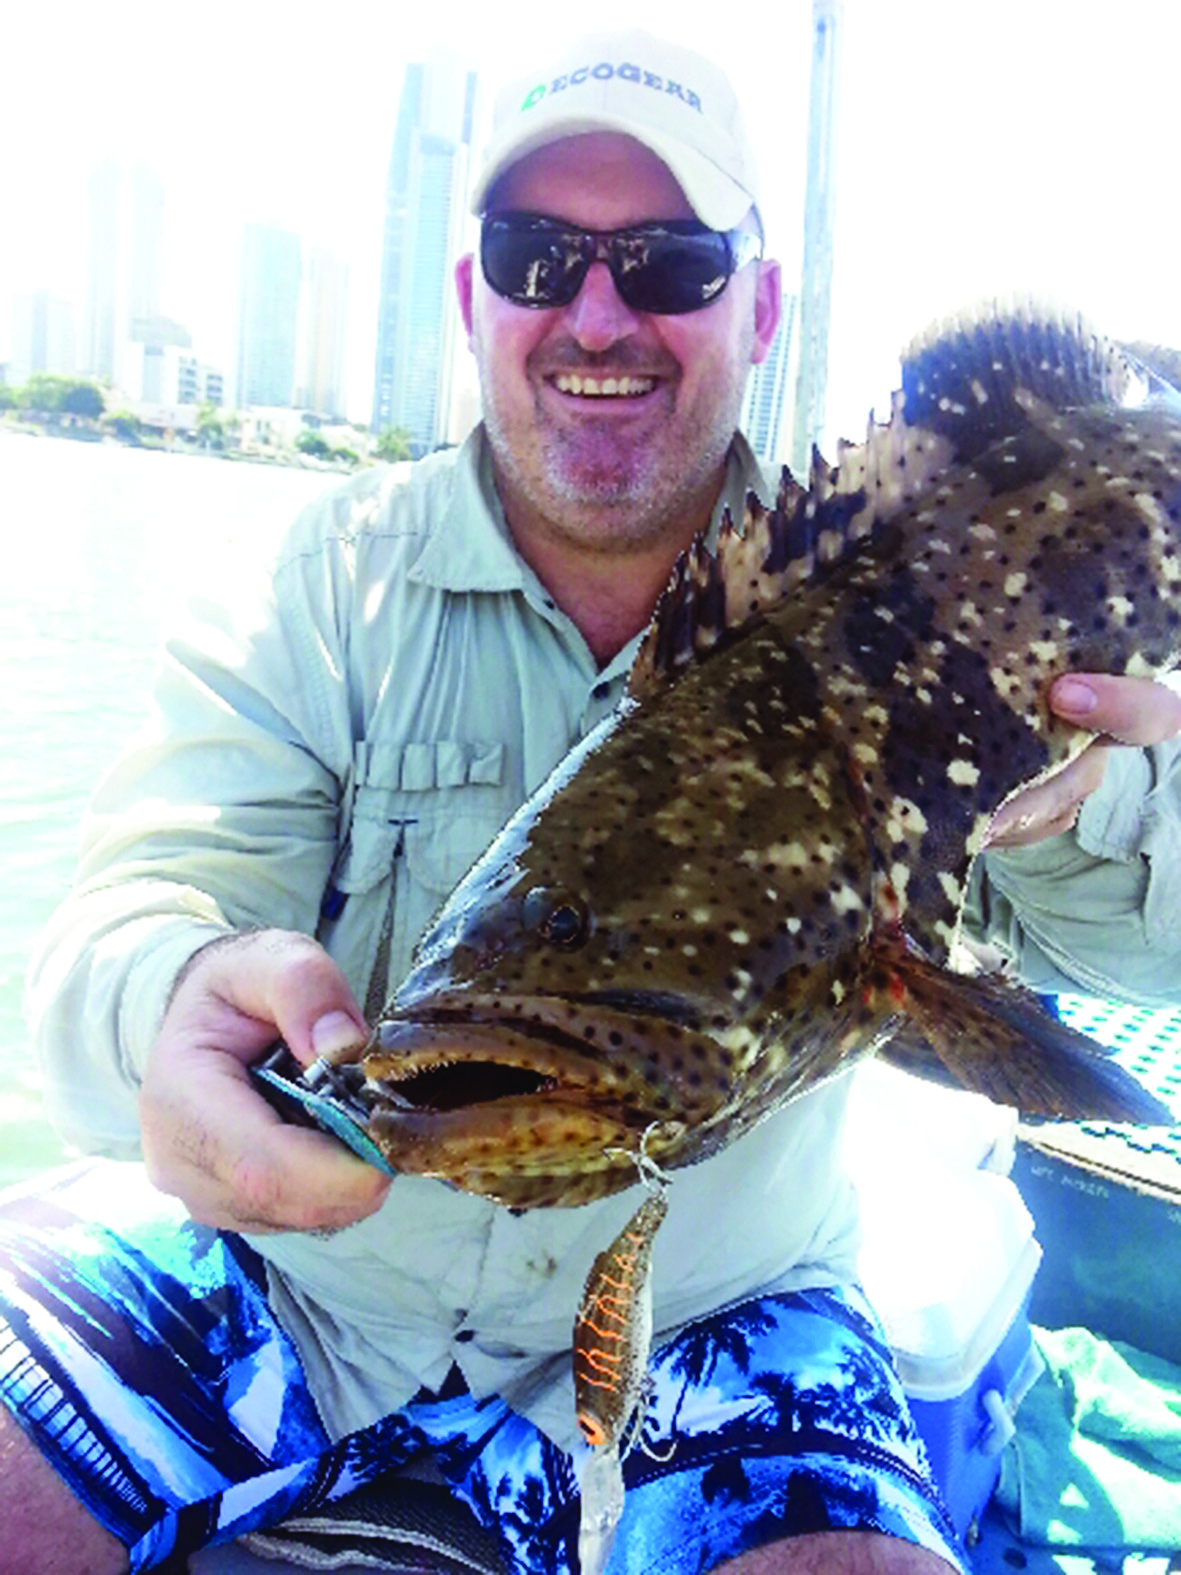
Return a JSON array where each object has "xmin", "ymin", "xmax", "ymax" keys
[{"xmin": 523, "ymin": 887, "xmax": 592, "ymax": 949}]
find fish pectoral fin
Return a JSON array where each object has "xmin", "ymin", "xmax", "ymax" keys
[{"xmin": 880, "ymin": 951, "xmax": 1174, "ymax": 1125}]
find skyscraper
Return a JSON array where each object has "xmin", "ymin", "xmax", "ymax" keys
[
  {"xmin": 10, "ymin": 291, "xmax": 76, "ymax": 382},
  {"xmin": 84, "ymin": 159, "xmax": 164, "ymax": 387},
  {"xmin": 236, "ymin": 223, "xmax": 302, "ymax": 409},
  {"xmin": 371, "ymin": 56, "xmax": 477, "ymax": 453},
  {"xmin": 294, "ymin": 248, "xmax": 349, "ymax": 418},
  {"xmin": 741, "ymin": 293, "xmax": 797, "ymax": 467}
]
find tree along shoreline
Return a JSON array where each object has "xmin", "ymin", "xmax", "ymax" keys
[{"xmin": 0, "ymin": 374, "xmax": 419, "ymax": 473}]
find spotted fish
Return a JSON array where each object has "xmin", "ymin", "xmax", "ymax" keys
[{"xmin": 330, "ymin": 305, "xmax": 1180, "ymax": 1206}]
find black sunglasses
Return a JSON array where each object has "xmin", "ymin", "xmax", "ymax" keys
[{"xmin": 480, "ymin": 212, "xmax": 763, "ymax": 316}]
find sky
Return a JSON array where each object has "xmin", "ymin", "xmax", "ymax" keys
[{"xmin": 4, "ymin": 0, "xmax": 1181, "ymax": 451}]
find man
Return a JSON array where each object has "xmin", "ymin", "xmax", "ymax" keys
[{"xmin": 5, "ymin": 28, "xmax": 1181, "ymax": 1575}]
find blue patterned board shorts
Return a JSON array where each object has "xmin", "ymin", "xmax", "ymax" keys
[{"xmin": 0, "ymin": 1160, "xmax": 962, "ymax": 1574}]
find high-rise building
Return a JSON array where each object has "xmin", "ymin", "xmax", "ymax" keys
[
  {"xmin": 294, "ymin": 248, "xmax": 349, "ymax": 418},
  {"xmin": 84, "ymin": 159, "xmax": 164, "ymax": 388},
  {"xmin": 10, "ymin": 291, "xmax": 76, "ymax": 382},
  {"xmin": 236, "ymin": 223, "xmax": 303, "ymax": 409},
  {"xmin": 371, "ymin": 56, "xmax": 477, "ymax": 454},
  {"xmin": 741, "ymin": 293, "xmax": 797, "ymax": 468}
]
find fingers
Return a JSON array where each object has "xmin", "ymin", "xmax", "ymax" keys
[
  {"xmin": 175, "ymin": 929, "xmax": 369, "ymax": 1067},
  {"xmin": 140, "ymin": 929, "xmax": 389, "ymax": 1232},
  {"xmin": 1050, "ymin": 673, "xmax": 1181, "ymax": 746},
  {"xmin": 985, "ymin": 674, "xmax": 1181, "ymax": 850},
  {"xmin": 142, "ymin": 1047, "xmax": 390, "ymax": 1232},
  {"xmin": 984, "ymin": 742, "xmax": 1109, "ymax": 848}
]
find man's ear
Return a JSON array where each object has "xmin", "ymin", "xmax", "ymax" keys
[
  {"xmin": 456, "ymin": 254, "xmax": 475, "ymax": 340},
  {"xmin": 751, "ymin": 259, "xmax": 782, "ymax": 366}
]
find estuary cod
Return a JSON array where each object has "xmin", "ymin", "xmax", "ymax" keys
[{"xmin": 349, "ymin": 305, "xmax": 1180, "ymax": 1206}]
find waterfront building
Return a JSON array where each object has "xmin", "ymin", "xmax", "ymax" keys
[
  {"xmin": 129, "ymin": 315, "xmax": 193, "ymax": 405},
  {"xmin": 236, "ymin": 223, "xmax": 303, "ymax": 410},
  {"xmin": 84, "ymin": 159, "xmax": 164, "ymax": 389},
  {"xmin": 9, "ymin": 291, "xmax": 77, "ymax": 383},
  {"xmin": 741, "ymin": 291, "xmax": 798, "ymax": 467},
  {"xmin": 294, "ymin": 248, "xmax": 349, "ymax": 419},
  {"xmin": 127, "ymin": 341, "xmax": 223, "ymax": 414},
  {"xmin": 371, "ymin": 56, "xmax": 478, "ymax": 454}
]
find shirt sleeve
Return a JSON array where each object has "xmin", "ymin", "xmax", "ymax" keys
[
  {"xmin": 25, "ymin": 497, "xmax": 358, "ymax": 1157},
  {"xmin": 964, "ymin": 739, "xmax": 1181, "ymax": 1007}
]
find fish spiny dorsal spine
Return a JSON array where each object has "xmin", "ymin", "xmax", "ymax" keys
[{"xmin": 629, "ymin": 396, "xmax": 962, "ymax": 700}]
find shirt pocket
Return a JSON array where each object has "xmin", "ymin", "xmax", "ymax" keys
[{"xmin": 319, "ymin": 739, "xmax": 515, "ymax": 1021}]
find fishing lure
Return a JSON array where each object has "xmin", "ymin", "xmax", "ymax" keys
[{"xmin": 573, "ymin": 1143, "xmax": 669, "ymax": 1575}]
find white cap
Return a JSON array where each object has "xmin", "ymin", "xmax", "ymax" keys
[{"xmin": 469, "ymin": 29, "xmax": 761, "ymax": 233}]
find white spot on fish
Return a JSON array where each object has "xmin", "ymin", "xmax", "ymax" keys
[
  {"xmin": 938, "ymin": 871, "xmax": 964, "ymax": 906},
  {"xmin": 831, "ymin": 979, "xmax": 846, "ymax": 1005},
  {"xmin": 1107, "ymin": 595, "xmax": 1135, "ymax": 624},
  {"xmin": 830, "ymin": 884, "xmax": 864, "ymax": 915},
  {"xmin": 990, "ymin": 666, "xmax": 1025, "ymax": 701},
  {"xmin": 1004, "ymin": 572, "xmax": 1027, "ymax": 599},
  {"xmin": 886, "ymin": 798, "xmax": 929, "ymax": 840},
  {"xmin": 1047, "ymin": 491, "xmax": 1069, "ymax": 512},
  {"xmin": 947, "ymin": 758, "xmax": 980, "ymax": 786},
  {"xmin": 728, "ymin": 928, "xmax": 750, "ymax": 946}
]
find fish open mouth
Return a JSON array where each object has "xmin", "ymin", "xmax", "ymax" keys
[
  {"xmin": 352, "ymin": 994, "xmax": 702, "ymax": 1205},
  {"xmin": 376, "ymin": 1057, "xmax": 560, "ymax": 1113},
  {"xmin": 364, "ymin": 1007, "xmax": 654, "ymax": 1124}
]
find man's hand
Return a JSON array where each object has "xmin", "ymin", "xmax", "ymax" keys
[
  {"xmin": 984, "ymin": 674, "xmax": 1181, "ymax": 849},
  {"xmin": 139, "ymin": 930, "xmax": 391, "ymax": 1233}
]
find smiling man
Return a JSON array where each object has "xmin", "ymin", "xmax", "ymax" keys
[
  {"xmin": 5, "ymin": 26, "xmax": 1181, "ymax": 1575},
  {"xmin": 459, "ymin": 129, "xmax": 779, "ymax": 666}
]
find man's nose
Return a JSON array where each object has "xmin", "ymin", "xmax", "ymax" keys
[{"xmin": 562, "ymin": 260, "xmax": 643, "ymax": 351}]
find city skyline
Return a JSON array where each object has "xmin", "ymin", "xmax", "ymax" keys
[
  {"xmin": 4, "ymin": 2, "xmax": 1181, "ymax": 445},
  {"xmin": 372, "ymin": 57, "xmax": 478, "ymax": 450}
]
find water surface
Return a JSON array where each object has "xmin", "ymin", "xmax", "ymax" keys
[{"xmin": 0, "ymin": 432, "xmax": 337, "ymax": 1187}]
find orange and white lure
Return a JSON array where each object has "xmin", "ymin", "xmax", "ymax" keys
[{"xmin": 573, "ymin": 1145, "xmax": 669, "ymax": 1575}]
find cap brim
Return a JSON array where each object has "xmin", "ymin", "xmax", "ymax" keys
[{"xmin": 470, "ymin": 115, "xmax": 755, "ymax": 232}]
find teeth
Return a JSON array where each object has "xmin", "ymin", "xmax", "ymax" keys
[{"xmin": 554, "ymin": 373, "xmax": 655, "ymax": 397}]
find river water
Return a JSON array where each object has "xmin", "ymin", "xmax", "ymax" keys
[{"xmin": 0, "ymin": 432, "xmax": 338, "ymax": 1188}]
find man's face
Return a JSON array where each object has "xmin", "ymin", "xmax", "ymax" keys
[{"xmin": 457, "ymin": 133, "xmax": 781, "ymax": 555}]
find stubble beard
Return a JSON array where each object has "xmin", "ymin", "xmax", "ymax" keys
[{"xmin": 485, "ymin": 359, "xmax": 750, "ymax": 557}]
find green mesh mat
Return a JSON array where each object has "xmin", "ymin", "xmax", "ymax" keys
[{"xmin": 1050, "ymin": 993, "xmax": 1181, "ymax": 1165}]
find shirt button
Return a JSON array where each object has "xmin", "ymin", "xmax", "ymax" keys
[
  {"xmin": 592, "ymin": 681, "xmax": 611, "ymax": 701},
  {"xmin": 455, "ymin": 1329, "xmax": 475, "ymax": 1343}
]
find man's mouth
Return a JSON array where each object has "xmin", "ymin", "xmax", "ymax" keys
[{"xmin": 551, "ymin": 372, "xmax": 657, "ymax": 398}]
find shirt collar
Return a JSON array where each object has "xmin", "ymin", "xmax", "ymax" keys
[
  {"xmin": 408, "ymin": 424, "xmax": 776, "ymax": 595},
  {"xmin": 407, "ymin": 427, "xmax": 530, "ymax": 594}
]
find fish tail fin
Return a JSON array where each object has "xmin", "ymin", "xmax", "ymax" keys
[{"xmin": 876, "ymin": 948, "xmax": 1174, "ymax": 1125}]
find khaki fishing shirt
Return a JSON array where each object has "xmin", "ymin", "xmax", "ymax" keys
[{"xmin": 27, "ymin": 425, "xmax": 1181, "ymax": 1453}]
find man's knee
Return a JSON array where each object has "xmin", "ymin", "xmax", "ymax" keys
[
  {"xmin": 0, "ymin": 1403, "xmax": 128, "ymax": 1575},
  {"xmin": 716, "ymin": 1528, "xmax": 959, "ymax": 1574}
]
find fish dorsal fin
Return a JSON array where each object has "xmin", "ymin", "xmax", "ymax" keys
[
  {"xmin": 628, "ymin": 409, "xmax": 956, "ymax": 698},
  {"xmin": 629, "ymin": 301, "xmax": 1155, "ymax": 699},
  {"xmin": 900, "ymin": 299, "xmax": 1157, "ymax": 461}
]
